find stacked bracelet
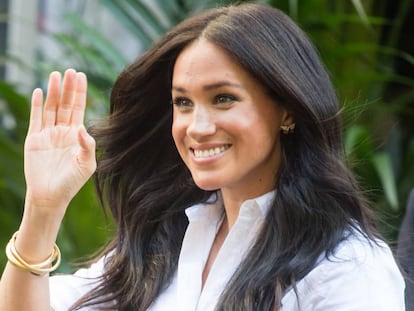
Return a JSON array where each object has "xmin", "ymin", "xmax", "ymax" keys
[{"xmin": 5, "ymin": 231, "xmax": 61, "ymax": 276}]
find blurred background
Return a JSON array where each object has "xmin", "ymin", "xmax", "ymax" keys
[{"xmin": 0, "ymin": 0, "xmax": 413, "ymax": 272}]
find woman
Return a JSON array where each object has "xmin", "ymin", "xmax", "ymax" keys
[{"xmin": 0, "ymin": 3, "xmax": 405, "ymax": 310}]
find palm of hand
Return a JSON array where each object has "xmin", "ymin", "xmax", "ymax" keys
[
  {"xmin": 25, "ymin": 126, "xmax": 86, "ymax": 206},
  {"xmin": 24, "ymin": 69, "xmax": 96, "ymax": 211}
]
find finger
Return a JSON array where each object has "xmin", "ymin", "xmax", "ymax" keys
[
  {"xmin": 43, "ymin": 71, "xmax": 62, "ymax": 128},
  {"xmin": 77, "ymin": 126, "xmax": 96, "ymax": 176},
  {"xmin": 71, "ymin": 72, "xmax": 88, "ymax": 126},
  {"xmin": 27, "ymin": 88, "xmax": 43, "ymax": 135},
  {"xmin": 56, "ymin": 69, "xmax": 77, "ymax": 125}
]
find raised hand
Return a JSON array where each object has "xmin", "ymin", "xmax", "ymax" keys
[
  {"xmin": 24, "ymin": 69, "xmax": 96, "ymax": 217},
  {"xmin": 0, "ymin": 70, "xmax": 97, "ymax": 311}
]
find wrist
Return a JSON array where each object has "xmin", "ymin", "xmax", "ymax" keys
[
  {"xmin": 13, "ymin": 225, "xmax": 60, "ymax": 264},
  {"xmin": 6, "ymin": 231, "xmax": 61, "ymax": 276},
  {"xmin": 23, "ymin": 192, "xmax": 69, "ymax": 222},
  {"xmin": 16, "ymin": 202, "xmax": 65, "ymax": 263}
]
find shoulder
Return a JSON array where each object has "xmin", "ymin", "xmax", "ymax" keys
[
  {"xmin": 325, "ymin": 231, "xmax": 399, "ymax": 270},
  {"xmin": 282, "ymin": 233, "xmax": 405, "ymax": 310}
]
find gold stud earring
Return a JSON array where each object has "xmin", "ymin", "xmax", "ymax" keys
[{"xmin": 280, "ymin": 123, "xmax": 296, "ymax": 134}]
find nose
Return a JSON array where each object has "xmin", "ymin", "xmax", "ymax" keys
[{"xmin": 187, "ymin": 105, "xmax": 216, "ymax": 139}]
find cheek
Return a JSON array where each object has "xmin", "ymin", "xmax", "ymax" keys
[
  {"xmin": 171, "ymin": 123, "xmax": 180, "ymax": 147},
  {"xmin": 171, "ymin": 117, "xmax": 186, "ymax": 152}
]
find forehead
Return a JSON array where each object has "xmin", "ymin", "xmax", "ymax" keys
[{"xmin": 172, "ymin": 38, "xmax": 251, "ymax": 87}]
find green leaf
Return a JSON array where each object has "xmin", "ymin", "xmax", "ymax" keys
[
  {"xmin": 54, "ymin": 33, "xmax": 119, "ymax": 81},
  {"xmin": 350, "ymin": 0, "xmax": 371, "ymax": 28},
  {"xmin": 344, "ymin": 125, "xmax": 374, "ymax": 158},
  {"xmin": 0, "ymin": 81, "xmax": 29, "ymax": 120},
  {"xmin": 99, "ymin": 0, "xmax": 156, "ymax": 46},
  {"xmin": 123, "ymin": 0, "xmax": 168, "ymax": 34},
  {"xmin": 289, "ymin": 0, "xmax": 298, "ymax": 20},
  {"xmin": 63, "ymin": 13, "xmax": 128, "ymax": 71},
  {"xmin": 151, "ymin": 0, "xmax": 183, "ymax": 25},
  {"xmin": 371, "ymin": 152, "xmax": 399, "ymax": 210}
]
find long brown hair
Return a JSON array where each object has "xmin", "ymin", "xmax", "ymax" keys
[{"xmin": 74, "ymin": 3, "xmax": 378, "ymax": 310}]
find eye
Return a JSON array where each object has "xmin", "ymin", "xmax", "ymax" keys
[
  {"xmin": 172, "ymin": 97, "xmax": 193, "ymax": 110},
  {"xmin": 214, "ymin": 94, "xmax": 237, "ymax": 105}
]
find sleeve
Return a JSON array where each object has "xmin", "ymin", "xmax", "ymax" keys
[
  {"xmin": 49, "ymin": 256, "xmax": 106, "ymax": 311},
  {"xmin": 305, "ymin": 238, "xmax": 406, "ymax": 311}
]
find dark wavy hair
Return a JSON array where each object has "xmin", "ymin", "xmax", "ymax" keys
[{"xmin": 73, "ymin": 3, "xmax": 378, "ymax": 310}]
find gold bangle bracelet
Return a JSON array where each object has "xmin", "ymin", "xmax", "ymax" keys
[
  {"xmin": 9, "ymin": 232, "xmax": 57, "ymax": 269},
  {"xmin": 5, "ymin": 231, "xmax": 61, "ymax": 276}
]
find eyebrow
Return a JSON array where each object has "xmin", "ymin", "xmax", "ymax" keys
[{"xmin": 172, "ymin": 81, "xmax": 244, "ymax": 93}]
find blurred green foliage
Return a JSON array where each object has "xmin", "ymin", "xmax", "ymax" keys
[{"xmin": 1, "ymin": 0, "xmax": 413, "ymax": 272}]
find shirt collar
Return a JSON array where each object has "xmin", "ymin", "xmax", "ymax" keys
[{"xmin": 185, "ymin": 190, "xmax": 275, "ymax": 223}]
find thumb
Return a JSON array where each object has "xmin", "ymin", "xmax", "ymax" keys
[{"xmin": 77, "ymin": 126, "xmax": 97, "ymax": 176}]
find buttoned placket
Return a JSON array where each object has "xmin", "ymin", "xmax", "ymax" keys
[
  {"xmin": 195, "ymin": 199, "xmax": 266, "ymax": 311},
  {"xmin": 177, "ymin": 199, "xmax": 224, "ymax": 311},
  {"xmin": 176, "ymin": 191, "xmax": 274, "ymax": 311}
]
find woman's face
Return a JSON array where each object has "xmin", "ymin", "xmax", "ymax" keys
[{"xmin": 172, "ymin": 38, "xmax": 291, "ymax": 199}]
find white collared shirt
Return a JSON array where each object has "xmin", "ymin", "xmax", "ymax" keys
[{"xmin": 50, "ymin": 192, "xmax": 405, "ymax": 310}]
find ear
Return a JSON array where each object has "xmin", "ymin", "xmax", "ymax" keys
[{"xmin": 281, "ymin": 109, "xmax": 294, "ymax": 126}]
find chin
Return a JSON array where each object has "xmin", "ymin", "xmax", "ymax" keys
[{"xmin": 192, "ymin": 178, "xmax": 222, "ymax": 192}]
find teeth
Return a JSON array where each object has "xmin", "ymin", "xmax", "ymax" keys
[{"xmin": 194, "ymin": 145, "xmax": 230, "ymax": 159}]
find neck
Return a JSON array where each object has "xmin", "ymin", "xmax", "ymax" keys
[{"xmin": 220, "ymin": 189, "xmax": 271, "ymax": 230}]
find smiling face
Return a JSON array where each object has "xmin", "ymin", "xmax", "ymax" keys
[{"xmin": 172, "ymin": 38, "xmax": 291, "ymax": 200}]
